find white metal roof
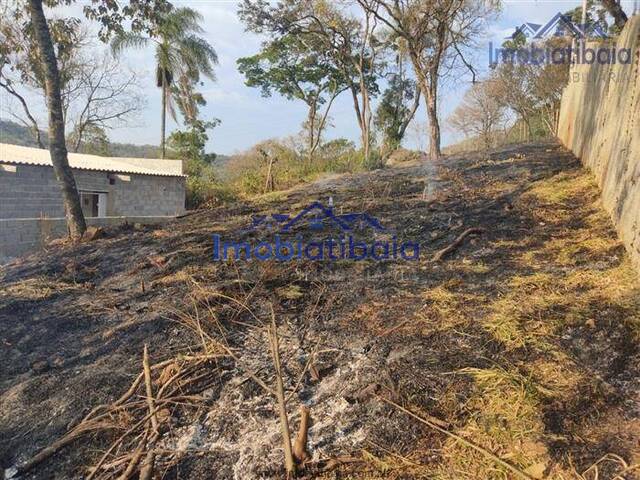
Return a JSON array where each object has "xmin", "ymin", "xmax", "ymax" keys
[{"xmin": 0, "ymin": 143, "xmax": 185, "ymax": 177}]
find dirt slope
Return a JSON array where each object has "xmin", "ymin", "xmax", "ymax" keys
[{"xmin": 1, "ymin": 141, "xmax": 639, "ymax": 480}]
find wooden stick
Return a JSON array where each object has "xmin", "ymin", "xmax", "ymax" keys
[
  {"xmin": 20, "ymin": 353, "xmax": 218, "ymax": 476},
  {"xmin": 17, "ymin": 420, "xmax": 109, "ymax": 474},
  {"xmin": 378, "ymin": 319, "xmax": 411, "ymax": 337},
  {"xmin": 378, "ymin": 395, "xmax": 535, "ymax": 480},
  {"xmin": 86, "ymin": 408, "xmax": 163, "ymax": 480},
  {"xmin": 143, "ymin": 346, "xmax": 159, "ymax": 434},
  {"xmin": 139, "ymin": 345, "xmax": 158, "ymax": 480},
  {"xmin": 269, "ymin": 305, "xmax": 296, "ymax": 478},
  {"xmin": 115, "ymin": 427, "xmax": 149, "ymax": 480},
  {"xmin": 293, "ymin": 406, "xmax": 310, "ymax": 464},
  {"xmin": 432, "ymin": 227, "xmax": 484, "ymax": 261}
]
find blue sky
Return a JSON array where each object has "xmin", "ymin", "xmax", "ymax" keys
[{"xmin": 6, "ymin": 1, "xmax": 638, "ymax": 155}]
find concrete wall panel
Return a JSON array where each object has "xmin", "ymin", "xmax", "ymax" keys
[{"xmin": 558, "ymin": 16, "xmax": 640, "ymax": 271}]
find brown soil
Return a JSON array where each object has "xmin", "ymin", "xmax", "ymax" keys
[{"xmin": 1, "ymin": 141, "xmax": 639, "ymax": 480}]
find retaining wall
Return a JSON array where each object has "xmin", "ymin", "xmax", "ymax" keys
[{"xmin": 557, "ymin": 15, "xmax": 640, "ymax": 271}]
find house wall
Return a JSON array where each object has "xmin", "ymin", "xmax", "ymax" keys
[
  {"xmin": 557, "ymin": 15, "xmax": 640, "ymax": 272},
  {"xmin": 0, "ymin": 216, "xmax": 174, "ymax": 262},
  {"xmin": 0, "ymin": 164, "xmax": 185, "ymax": 219},
  {"xmin": 0, "ymin": 163, "xmax": 186, "ymax": 261}
]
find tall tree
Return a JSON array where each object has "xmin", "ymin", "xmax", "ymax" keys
[
  {"xmin": 1, "ymin": 19, "xmax": 142, "ymax": 153},
  {"xmin": 111, "ymin": 7, "xmax": 218, "ymax": 158},
  {"xmin": 27, "ymin": 0, "xmax": 86, "ymax": 238},
  {"xmin": 237, "ymin": 33, "xmax": 347, "ymax": 164},
  {"xmin": 448, "ymin": 79, "xmax": 505, "ymax": 151},
  {"xmin": 358, "ymin": 0, "xmax": 496, "ymax": 160},
  {"xmin": 0, "ymin": 14, "xmax": 85, "ymax": 150},
  {"xmin": 6, "ymin": 0, "xmax": 170, "ymax": 239},
  {"xmin": 240, "ymin": 0, "xmax": 382, "ymax": 165},
  {"xmin": 375, "ymin": 49, "xmax": 421, "ymax": 155}
]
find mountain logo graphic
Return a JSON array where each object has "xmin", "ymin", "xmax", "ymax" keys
[
  {"xmin": 507, "ymin": 12, "xmax": 608, "ymax": 41},
  {"xmin": 248, "ymin": 201, "xmax": 387, "ymax": 233}
]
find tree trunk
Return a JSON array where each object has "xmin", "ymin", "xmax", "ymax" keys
[
  {"xmin": 600, "ymin": 0, "xmax": 628, "ymax": 29},
  {"xmin": 409, "ymin": 51, "xmax": 441, "ymax": 160},
  {"xmin": 397, "ymin": 85, "xmax": 421, "ymax": 142},
  {"xmin": 28, "ymin": 0, "xmax": 86, "ymax": 239},
  {"xmin": 425, "ymin": 88, "xmax": 441, "ymax": 160},
  {"xmin": 161, "ymin": 71, "xmax": 167, "ymax": 159},
  {"xmin": 307, "ymin": 103, "xmax": 316, "ymax": 167}
]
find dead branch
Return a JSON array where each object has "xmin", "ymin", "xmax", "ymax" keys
[
  {"xmin": 378, "ymin": 395, "xmax": 535, "ymax": 480},
  {"xmin": 293, "ymin": 406, "xmax": 311, "ymax": 464},
  {"xmin": 16, "ymin": 420, "xmax": 112, "ymax": 475},
  {"xmin": 432, "ymin": 227, "xmax": 484, "ymax": 261},
  {"xmin": 378, "ymin": 319, "xmax": 411, "ymax": 337},
  {"xmin": 86, "ymin": 407, "xmax": 165, "ymax": 480},
  {"xmin": 80, "ymin": 358, "xmax": 178, "ymax": 424},
  {"xmin": 268, "ymin": 305, "xmax": 296, "ymax": 478},
  {"xmin": 139, "ymin": 345, "xmax": 159, "ymax": 480},
  {"xmin": 116, "ymin": 433, "xmax": 147, "ymax": 480}
]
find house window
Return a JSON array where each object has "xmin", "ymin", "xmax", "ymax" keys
[{"xmin": 80, "ymin": 191, "xmax": 107, "ymax": 218}]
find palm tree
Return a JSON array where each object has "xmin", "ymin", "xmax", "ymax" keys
[{"xmin": 111, "ymin": 7, "xmax": 218, "ymax": 158}]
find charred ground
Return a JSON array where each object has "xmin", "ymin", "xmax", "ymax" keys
[{"xmin": 1, "ymin": 141, "xmax": 639, "ymax": 479}]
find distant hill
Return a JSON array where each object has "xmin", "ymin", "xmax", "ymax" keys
[
  {"xmin": 0, "ymin": 120, "xmax": 163, "ymax": 158},
  {"xmin": 0, "ymin": 120, "xmax": 228, "ymax": 164},
  {"xmin": 0, "ymin": 120, "xmax": 45, "ymax": 148}
]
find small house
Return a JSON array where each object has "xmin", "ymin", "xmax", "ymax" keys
[{"xmin": 0, "ymin": 143, "xmax": 186, "ymax": 259}]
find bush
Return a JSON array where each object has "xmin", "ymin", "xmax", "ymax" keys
[
  {"xmin": 184, "ymin": 157, "xmax": 236, "ymax": 209},
  {"xmin": 385, "ymin": 148, "xmax": 422, "ymax": 166},
  {"xmin": 221, "ymin": 137, "xmax": 386, "ymax": 197}
]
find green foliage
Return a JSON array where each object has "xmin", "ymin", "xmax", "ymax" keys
[
  {"xmin": 70, "ymin": 125, "xmax": 112, "ymax": 156},
  {"xmin": 111, "ymin": 7, "xmax": 219, "ymax": 86},
  {"xmin": 374, "ymin": 73, "xmax": 419, "ymax": 152},
  {"xmin": 238, "ymin": 0, "xmax": 381, "ymax": 162},
  {"xmin": 237, "ymin": 34, "xmax": 343, "ymax": 103},
  {"xmin": 167, "ymin": 119, "xmax": 220, "ymax": 162},
  {"xmin": 1, "ymin": 15, "xmax": 84, "ymax": 93},
  {"xmin": 111, "ymin": 6, "xmax": 219, "ymax": 134},
  {"xmin": 167, "ymin": 118, "xmax": 230, "ymax": 209},
  {"xmin": 564, "ymin": 0, "xmax": 613, "ymax": 35},
  {"xmin": 222, "ymin": 137, "xmax": 381, "ymax": 197}
]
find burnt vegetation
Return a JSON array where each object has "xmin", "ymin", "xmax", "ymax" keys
[{"xmin": 1, "ymin": 141, "xmax": 639, "ymax": 479}]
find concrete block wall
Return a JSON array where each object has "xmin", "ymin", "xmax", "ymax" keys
[
  {"xmin": 0, "ymin": 164, "xmax": 185, "ymax": 219},
  {"xmin": 0, "ymin": 163, "xmax": 185, "ymax": 261},
  {"xmin": 0, "ymin": 216, "xmax": 175, "ymax": 262},
  {"xmin": 108, "ymin": 174, "xmax": 186, "ymax": 217},
  {"xmin": 557, "ymin": 16, "xmax": 640, "ymax": 271},
  {"xmin": 0, "ymin": 164, "xmax": 66, "ymax": 218}
]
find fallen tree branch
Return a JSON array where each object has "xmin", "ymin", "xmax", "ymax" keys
[
  {"xmin": 432, "ymin": 227, "xmax": 484, "ymax": 262},
  {"xmin": 116, "ymin": 431, "xmax": 147, "ymax": 480},
  {"xmin": 378, "ymin": 395, "xmax": 535, "ymax": 480},
  {"xmin": 16, "ymin": 420, "xmax": 113, "ymax": 475}
]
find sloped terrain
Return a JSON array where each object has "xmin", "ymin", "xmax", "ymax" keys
[{"xmin": 1, "ymin": 141, "xmax": 639, "ymax": 480}]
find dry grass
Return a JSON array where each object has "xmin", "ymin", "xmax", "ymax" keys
[
  {"xmin": 416, "ymin": 283, "xmax": 482, "ymax": 333},
  {"xmin": 422, "ymin": 366, "xmax": 551, "ymax": 480},
  {"xmin": 0, "ymin": 276, "xmax": 81, "ymax": 302},
  {"xmin": 387, "ymin": 165, "xmax": 640, "ymax": 480},
  {"xmin": 525, "ymin": 171, "xmax": 595, "ymax": 205}
]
